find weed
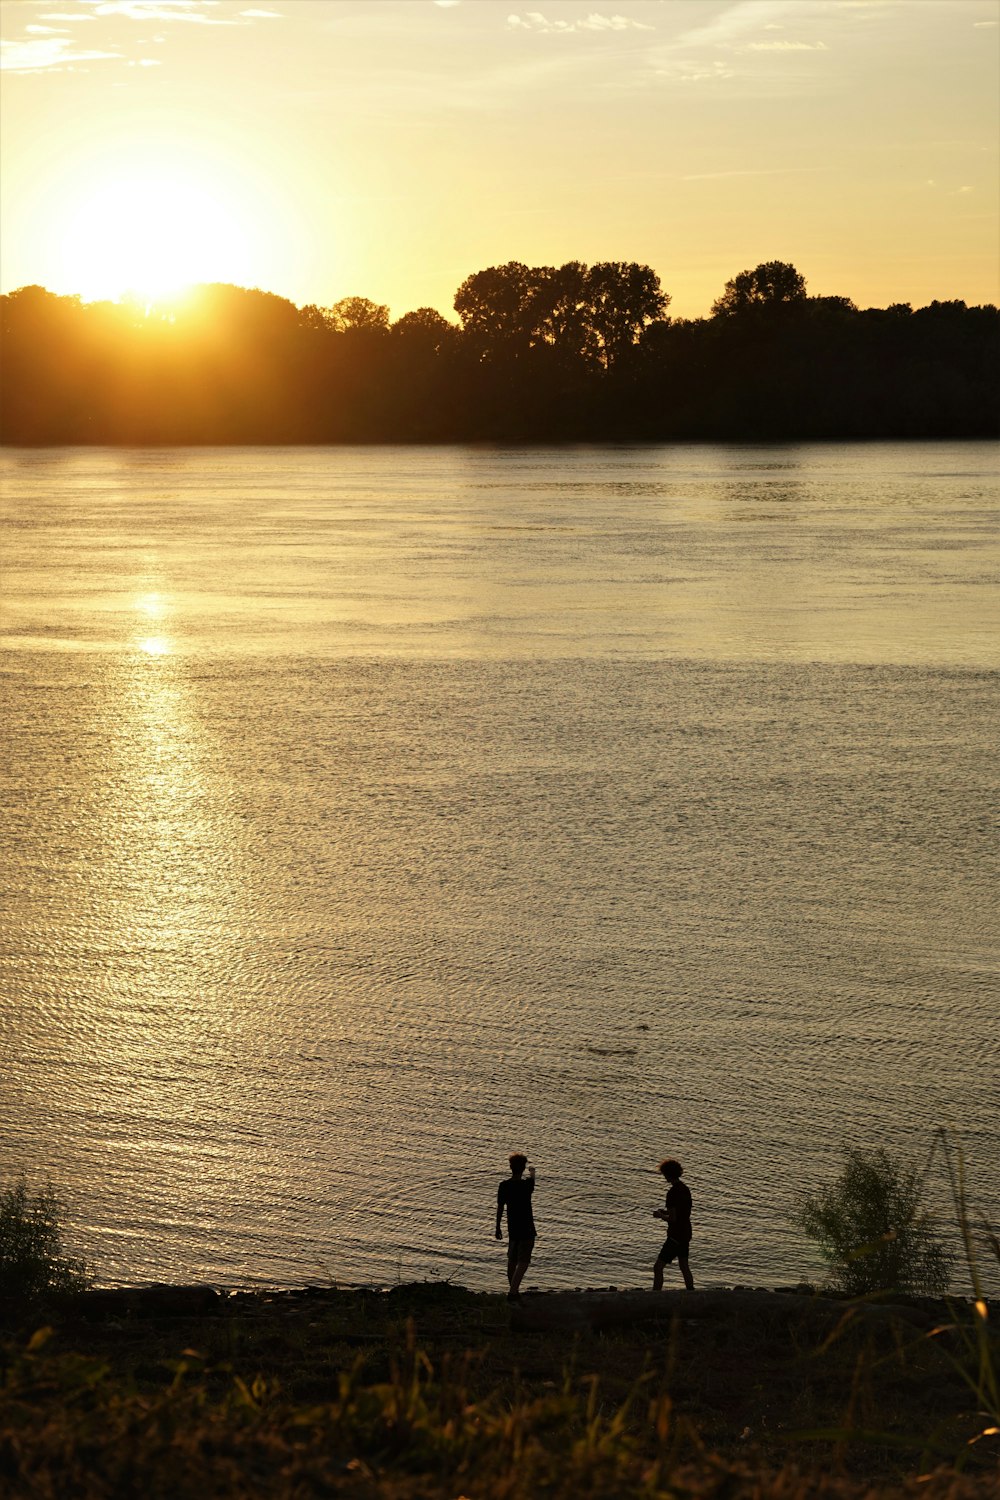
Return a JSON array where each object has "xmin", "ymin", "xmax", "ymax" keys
[
  {"xmin": 795, "ymin": 1144, "xmax": 952, "ymax": 1296},
  {"xmin": 0, "ymin": 1178, "xmax": 93, "ymax": 1302}
]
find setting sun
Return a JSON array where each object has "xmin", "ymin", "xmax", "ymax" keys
[{"xmin": 55, "ymin": 160, "xmax": 257, "ymax": 304}]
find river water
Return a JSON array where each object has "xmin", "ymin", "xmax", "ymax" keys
[{"xmin": 1, "ymin": 443, "xmax": 997, "ymax": 1293}]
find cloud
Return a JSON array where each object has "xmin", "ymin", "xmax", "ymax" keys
[
  {"xmin": 973, "ymin": 18, "xmax": 998, "ymax": 24},
  {"xmin": 508, "ymin": 10, "xmax": 653, "ymax": 33},
  {"xmin": 434, "ymin": 1, "xmax": 462, "ymax": 7},
  {"xmin": 508, "ymin": 11, "xmax": 574, "ymax": 32},
  {"xmin": 84, "ymin": 1, "xmax": 238, "ymax": 23},
  {"xmin": 745, "ymin": 39, "xmax": 828, "ymax": 50},
  {"xmin": 25, "ymin": 24, "xmax": 68, "ymax": 33},
  {"xmin": 0, "ymin": 36, "xmax": 119, "ymax": 70},
  {"xmin": 670, "ymin": 1, "xmax": 798, "ymax": 52},
  {"xmin": 39, "ymin": 11, "xmax": 98, "ymax": 18},
  {"xmin": 578, "ymin": 12, "xmax": 654, "ymax": 30},
  {"xmin": 655, "ymin": 58, "xmax": 736, "ymax": 83},
  {"xmin": 680, "ymin": 165, "xmax": 824, "ymax": 181},
  {"xmin": 239, "ymin": 7, "xmax": 282, "ymax": 14}
]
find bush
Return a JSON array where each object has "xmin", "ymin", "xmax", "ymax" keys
[
  {"xmin": 0, "ymin": 1176, "xmax": 93, "ymax": 1300},
  {"xmin": 796, "ymin": 1145, "xmax": 953, "ymax": 1296}
]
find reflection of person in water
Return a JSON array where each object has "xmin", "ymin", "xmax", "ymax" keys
[
  {"xmin": 495, "ymin": 1152, "xmax": 536, "ymax": 1302},
  {"xmin": 652, "ymin": 1157, "xmax": 695, "ymax": 1291}
]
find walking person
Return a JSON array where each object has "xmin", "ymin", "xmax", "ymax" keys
[
  {"xmin": 652, "ymin": 1157, "xmax": 695, "ymax": 1291},
  {"xmin": 495, "ymin": 1152, "xmax": 536, "ymax": 1302}
]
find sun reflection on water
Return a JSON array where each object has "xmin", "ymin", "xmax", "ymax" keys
[
  {"xmin": 137, "ymin": 593, "xmax": 166, "ymax": 620},
  {"xmin": 138, "ymin": 636, "xmax": 171, "ymax": 656}
]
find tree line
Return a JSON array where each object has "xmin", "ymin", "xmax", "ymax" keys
[{"xmin": 1, "ymin": 259, "xmax": 997, "ymax": 443}]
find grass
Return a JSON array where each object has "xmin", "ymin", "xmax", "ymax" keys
[{"xmin": 1, "ymin": 1281, "xmax": 996, "ymax": 1497}]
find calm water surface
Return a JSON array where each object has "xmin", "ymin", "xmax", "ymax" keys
[{"xmin": 1, "ymin": 444, "xmax": 997, "ymax": 1292}]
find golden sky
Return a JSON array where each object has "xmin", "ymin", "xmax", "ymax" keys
[{"xmin": 1, "ymin": 0, "xmax": 997, "ymax": 319}]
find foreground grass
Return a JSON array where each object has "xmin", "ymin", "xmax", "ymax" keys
[{"xmin": 1, "ymin": 1283, "xmax": 996, "ymax": 1498}]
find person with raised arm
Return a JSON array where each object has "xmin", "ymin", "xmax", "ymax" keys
[{"xmin": 495, "ymin": 1152, "xmax": 536, "ymax": 1302}]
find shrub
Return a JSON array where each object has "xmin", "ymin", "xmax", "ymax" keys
[
  {"xmin": 0, "ymin": 1176, "xmax": 93, "ymax": 1300},
  {"xmin": 796, "ymin": 1145, "xmax": 953, "ymax": 1296}
]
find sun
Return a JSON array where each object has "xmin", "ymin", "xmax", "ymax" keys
[{"xmin": 58, "ymin": 162, "xmax": 256, "ymax": 303}]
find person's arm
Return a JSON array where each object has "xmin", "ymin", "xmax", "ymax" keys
[{"xmin": 495, "ymin": 1182, "xmax": 504, "ymax": 1239}]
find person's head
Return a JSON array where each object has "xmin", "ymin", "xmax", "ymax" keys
[
  {"xmin": 659, "ymin": 1158, "xmax": 683, "ymax": 1183},
  {"xmin": 509, "ymin": 1152, "xmax": 528, "ymax": 1178}
]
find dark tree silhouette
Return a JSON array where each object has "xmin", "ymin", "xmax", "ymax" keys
[
  {"xmin": 329, "ymin": 296, "xmax": 390, "ymax": 334},
  {"xmin": 391, "ymin": 307, "xmax": 460, "ymax": 352},
  {"xmin": 1, "ymin": 264, "xmax": 997, "ymax": 444},
  {"xmin": 585, "ymin": 261, "xmax": 669, "ymax": 367},
  {"xmin": 712, "ymin": 260, "xmax": 808, "ymax": 316},
  {"xmin": 530, "ymin": 261, "xmax": 599, "ymax": 365},
  {"xmin": 453, "ymin": 262, "xmax": 540, "ymax": 357},
  {"xmin": 452, "ymin": 259, "xmax": 670, "ymax": 370}
]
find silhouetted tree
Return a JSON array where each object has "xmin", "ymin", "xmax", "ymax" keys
[
  {"xmin": 586, "ymin": 261, "xmax": 669, "ymax": 367},
  {"xmin": 329, "ymin": 296, "xmax": 390, "ymax": 334},
  {"xmin": 299, "ymin": 303, "xmax": 340, "ymax": 335},
  {"xmin": 530, "ymin": 261, "xmax": 600, "ymax": 365},
  {"xmin": 390, "ymin": 307, "xmax": 460, "ymax": 352},
  {"xmin": 453, "ymin": 262, "xmax": 540, "ymax": 357},
  {"xmin": 712, "ymin": 260, "xmax": 807, "ymax": 316},
  {"xmin": 453, "ymin": 258, "xmax": 669, "ymax": 370}
]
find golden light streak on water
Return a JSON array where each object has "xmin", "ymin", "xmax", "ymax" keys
[{"xmin": 137, "ymin": 593, "xmax": 166, "ymax": 619}]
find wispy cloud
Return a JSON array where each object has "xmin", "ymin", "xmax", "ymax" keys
[
  {"xmin": 680, "ymin": 165, "xmax": 826, "ymax": 181},
  {"xmin": 744, "ymin": 39, "xmax": 828, "ymax": 51},
  {"xmin": 3, "ymin": 0, "xmax": 283, "ymax": 73},
  {"xmin": 508, "ymin": 10, "xmax": 653, "ymax": 34},
  {"xmin": 669, "ymin": 1, "xmax": 799, "ymax": 52},
  {"xmin": 84, "ymin": 1, "xmax": 238, "ymax": 24},
  {"xmin": 655, "ymin": 58, "xmax": 736, "ymax": 83},
  {"xmin": 579, "ymin": 12, "xmax": 654, "ymax": 30},
  {"xmin": 0, "ymin": 36, "xmax": 119, "ymax": 70}
]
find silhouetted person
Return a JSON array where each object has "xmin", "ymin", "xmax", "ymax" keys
[
  {"xmin": 495, "ymin": 1152, "xmax": 536, "ymax": 1301},
  {"xmin": 652, "ymin": 1157, "xmax": 694, "ymax": 1291}
]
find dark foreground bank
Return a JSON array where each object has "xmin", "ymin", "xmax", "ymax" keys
[{"xmin": 1, "ymin": 1281, "xmax": 996, "ymax": 1498}]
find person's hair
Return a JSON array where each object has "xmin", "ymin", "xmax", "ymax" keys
[
  {"xmin": 659, "ymin": 1158, "xmax": 683, "ymax": 1180},
  {"xmin": 509, "ymin": 1153, "xmax": 528, "ymax": 1175}
]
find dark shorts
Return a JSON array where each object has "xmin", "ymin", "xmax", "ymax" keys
[
  {"xmin": 507, "ymin": 1236, "xmax": 535, "ymax": 1269},
  {"xmin": 656, "ymin": 1236, "xmax": 691, "ymax": 1265}
]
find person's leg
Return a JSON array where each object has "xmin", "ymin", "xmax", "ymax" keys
[
  {"xmin": 506, "ymin": 1242, "xmax": 517, "ymax": 1289},
  {"xmin": 509, "ymin": 1243, "xmax": 532, "ymax": 1296},
  {"xmin": 652, "ymin": 1257, "xmax": 665, "ymax": 1291},
  {"xmin": 678, "ymin": 1253, "xmax": 694, "ymax": 1291}
]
